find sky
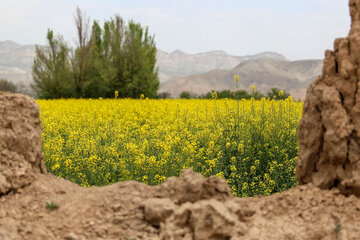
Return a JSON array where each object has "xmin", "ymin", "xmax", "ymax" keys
[{"xmin": 0, "ymin": 0, "xmax": 350, "ymax": 60}]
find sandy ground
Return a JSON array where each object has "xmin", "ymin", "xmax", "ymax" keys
[{"xmin": 1, "ymin": 164, "xmax": 360, "ymax": 240}]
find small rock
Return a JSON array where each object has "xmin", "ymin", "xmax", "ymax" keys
[
  {"xmin": 65, "ymin": 232, "xmax": 78, "ymax": 240},
  {"xmin": 143, "ymin": 198, "xmax": 176, "ymax": 227}
]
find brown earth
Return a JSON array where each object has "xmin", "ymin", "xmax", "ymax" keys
[{"xmin": 2, "ymin": 1, "xmax": 360, "ymax": 239}]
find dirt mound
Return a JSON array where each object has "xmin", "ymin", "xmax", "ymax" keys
[
  {"xmin": 2, "ymin": 1, "xmax": 360, "ymax": 239},
  {"xmin": 1, "ymin": 156, "xmax": 360, "ymax": 240},
  {"xmin": 0, "ymin": 92, "xmax": 47, "ymax": 196},
  {"xmin": 296, "ymin": 0, "xmax": 360, "ymax": 196}
]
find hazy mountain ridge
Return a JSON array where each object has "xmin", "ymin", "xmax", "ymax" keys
[
  {"xmin": 0, "ymin": 41, "xmax": 35, "ymax": 70},
  {"xmin": 0, "ymin": 41, "xmax": 36, "ymax": 86},
  {"xmin": 159, "ymin": 58, "xmax": 323, "ymax": 100},
  {"xmin": 157, "ymin": 49, "xmax": 287, "ymax": 82}
]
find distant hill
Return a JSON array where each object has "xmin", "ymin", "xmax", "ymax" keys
[
  {"xmin": 159, "ymin": 58, "xmax": 323, "ymax": 100},
  {"xmin": 0, "ymin": 40, "xmax": 322, "ymax": 99},
  {"xmin": 0, "ymin": 41, "xmax": 35, "ymax": 84},
  {"xmin": 157, "ymin": 49, "xmax": 287, "ymax": 82}
]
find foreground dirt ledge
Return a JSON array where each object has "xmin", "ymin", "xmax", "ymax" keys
[{"xmin": 0, "ymin": 171, "xmax": 360, "ymax": 240}]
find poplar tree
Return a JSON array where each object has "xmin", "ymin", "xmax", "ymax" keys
[
  {"xmin": 31, "ymin": 29, "xmax": 74, "ymax": 99},
  {"xmin": 71, "ymin": 7, "xmax": 92, "ymax": 98}
]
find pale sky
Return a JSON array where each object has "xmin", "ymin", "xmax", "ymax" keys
[{"xmin": 0, "ymin": 0, "xmax": 350, "ymax": 60}]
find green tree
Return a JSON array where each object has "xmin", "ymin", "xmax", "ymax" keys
[
  {"xmin": 83, "ymin": 14, "xmax": 159, "ymax": 99},
  {"xmin": 250, "ymin": 90, "xmax": 265, "ymax": 100},
  {"xmin": 80, "ymin": 20, "xmax": 116, "ymax": 98},
  {"xmin": 31, "ymin": 29, "xmax": 74, "ymax": 99},
  {"xmin": 199, "ymin": 90, "xmax": 218, "ymax": 99},
  {"xmin": 267, "ymin": 88, "xmax": 290, "ymax": 100},
  {"xmin": 157, "ymin": 92, "xmax": 171, "ymax": 99},
  {"xmin": 232, "ymin": 90, "xmax": 250, "ymax": 100},
  {"xmin": 180, "ymin": 91, "xmax": 191, "ymax": 99},
  {"xmin": 71, "ymin": 7, "xmax": 92, "ymax": 98},
  {"xmin": 0, "ymin": 78, "xmax": 17, "ymax": 93},
  {"xmin": 121, "ymin": 20, "xmax": 159, "ymax": 98},
  {"xmin": 218, "ymin": 90, "xmax": 232, "ymax": 99}
]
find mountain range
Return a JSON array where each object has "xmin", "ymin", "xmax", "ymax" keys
[
  {"xmin": 157, "ymin": 49, "xmax": 287, "ymax": 82},
  {"xmin": 0, "ymin": 40, "xmax": 323, "ymax": 99},
  {"xmin": 159, "ymin": 58, "xmax": 323, "ymax": 100},
  {"xmin": 0, "ymin": 41, "xmax": 35, "ymax": 87}
]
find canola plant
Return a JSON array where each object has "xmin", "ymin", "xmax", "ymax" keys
[{"xmin": 37, "ymin": 96, "xmax": 302, "ymax": 197}]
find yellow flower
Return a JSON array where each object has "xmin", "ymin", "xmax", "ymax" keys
[
  {"xmin": 155, "ymin": 174, "xmax": 167, "ymax": 183},
  {"xmin": 65, "ymin": 159, "xmax": 73, "ymax": 169},
  {"xmin": 226, "ymin": 142, "xmax": 231, "ymax": 148},
  {"xmin": 212, "ymin": 91, "xmax": 217, "ymax": 99},
  {"xmin": 216, "ymin": 172, "xmax": 225, "ymax": 179},
  {"xmin": 51, "ymin": 163, "xmax": 60, "ymax": 171},
  {"xmin": 114, "ymin": 90, "xmax": 119, "ymax": 99},
  {"xmin": 142, "ymin": 175, "xmax": 148, "ymax": 184},
  {"xmin": 238, "ymin": 143, "xmax": 244, "ymax": 153},
  {"xmin": 234, "ymin": 75, "xmax": 240, "ymax": 83},
  {"xmin": 269, "ymin": 180, "xmax": 275, "ymax": 187},
  {"xmin": 242, "ymin": 182, "xmax": 248, "ymax": 191},
  {"xmin": 140, "ymin": 94, "xmax": 145, "ymax": 99},
  {"xmin": 251, "ymin": 85, "xmax": 256, "ymax": 92},
  {"xmin": 231, "ymin": 185, "xmax": 237, "ymax": 194},
  {"xmin": 279, "ymin": 90, "xmax": 284, "ymax": 97},
  {"xmin": 206, "ymin": 159, "xmax": 216, "ymax": 168}
]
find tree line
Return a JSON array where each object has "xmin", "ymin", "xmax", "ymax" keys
[
  {"xmin": 31, "ymin": 7, "xmax": 159, "ymax": 99},
  {"xmin": 0, "ymin": 78, "xmax": 35, "ymax": 96},
  {"xmin": 0, "ymin": 78, "xmax": 17, "ymax": 93},
  {"xmin": 177, "ymin": 88, "xmax": 292, "ymax": 100}
]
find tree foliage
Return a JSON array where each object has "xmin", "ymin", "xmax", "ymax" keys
[
  {"xmin": 72, "ymin": 7, "xmax": 92, "ymax": 98},
  {"xmin": 266, "ymin": 88, "xmax": 290, "ymax": 100},
  {"xmin": 157, "ymin": 92, "xmax": 172, "ymax": 99},
  {"xmin": 32, "ymin": 7, "xmax": 159, "ymax": 99},
  {"xmin": 249, "ymin": 90, "xmax": 265, "ymax": 100},
  {"xmin": 180, "ymin": 91, "xmax": 191, "ymax": 99},
  {"xmin": 198, "ymin": 88, "xmax": 290, "ymax": 100},
  {"xmin": 31, "ymin": 30, "xmax": 74, "ymax": 99},
  {"xmin": 0, "ymin": 78, "xmax": 17, "ymax": 93},
  {"xmin": 232, "ymin": 90, "xmax": 250, "ymax": 100}
]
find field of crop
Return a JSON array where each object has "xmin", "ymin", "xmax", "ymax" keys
[{"xmin": 37, "ymin": 97, "xmax": 302, "ymax": 197}]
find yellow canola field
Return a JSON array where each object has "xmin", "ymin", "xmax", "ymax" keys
[{"xmin": 37, "ymin": 97, "xmax": 303, "ymax": 197}]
